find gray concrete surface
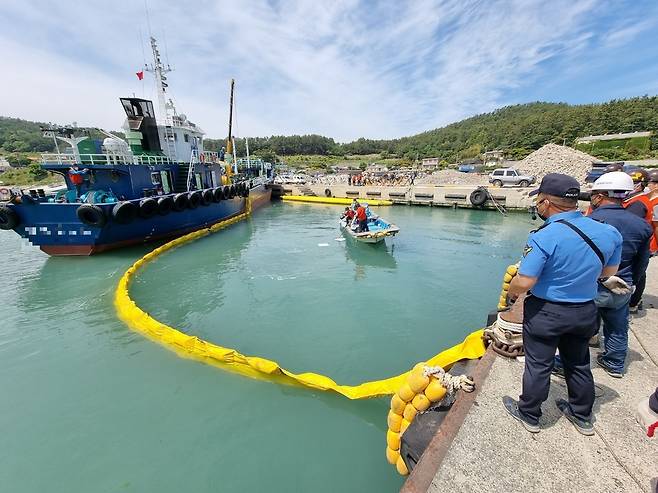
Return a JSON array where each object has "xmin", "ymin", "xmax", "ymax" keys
[
  {"xmin": 284, "ymin": 184, "xmax": 535, "ymax": 210},
  {"xmin": 428, "ymin": 260, "xmax": 658, "ymax": 493}
]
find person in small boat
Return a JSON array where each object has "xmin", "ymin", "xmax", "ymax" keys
[
  {"xmin": 351, "ymin": 198, "xmax": 360, "ymax": 211},
  {"xmin": 341, "ymin": 207, "xmax": 355, "ymax": 223},
  {"xmin": 356, "ymin": 203, "xmax": 369, "ymax": 232}
]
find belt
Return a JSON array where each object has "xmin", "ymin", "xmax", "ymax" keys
[{"xmin": 527, "ymin": 293, "xmax": 595, "ymax": 306}]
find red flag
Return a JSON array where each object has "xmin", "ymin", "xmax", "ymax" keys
[{"xmin": 136, "ymin": 71, "xmax": 144, "ymax": 80}]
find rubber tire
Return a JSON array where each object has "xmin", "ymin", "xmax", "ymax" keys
[
  {"xmin": 223, "ymin": 185, "xmax": 232, "ymax": 199},
  {"xmin": 325, "ymin": 188, "xmax": 332, "ymax": 198},
  {"xmin": 492, "ymin": 180, "xmax": 503, "ymax": 187},
  {"xmin": 173, "ymin": 193, "xmax": 188, "ymax": 211},
  {"xmin": 519, "ymin": 180, "xmax": 529, "ymax": 188},
  {"xmin": 188, "ymin": 191, "xmax": 202, "ymax": 209},
  {"xmin": 0, "ymin": 205, "xmax": 20, "ymax": 230},
  {"xmin": 112, "ymin": 201, "xmax": 137, "ymax": 224},
  {"xmin": 201, "ymin": 189, "xmax": 214, "ymax": 205},
  {"xmin": 76, "ymin": 204, "xmax": 106, "ymax": 227},
  {"xmin": 243, "ymin": 184, "xmax": 250, "ymax": 198},
  {"xmin": 157, "ymin": 196, "xmax": 174, "ymax": 215},
  {"xmin": 139, "ymin": 198, "xmax": 158, "ymax": 218},
  {"xmin": 213, "ymin": 187, "xmax": 224, "ymax": 202},
  {"xmin": 469, "ymin": 188, "xmax": 488, "ymax": 207}
]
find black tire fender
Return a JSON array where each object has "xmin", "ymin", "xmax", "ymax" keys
[
  {"xmin": 325, "ymin": 188, "xmax": 332, "ymax": 197},
  {"xmin": 469, "ymin": 187, "xmax": 488, "ymax": 207},
  {"xmin": 213, "ymin": 187, "xmax": 224, "ymax": 202},
  {"xmin": 201, "ymin": 189, "xmax": 214, "ymax": 205},
  {"xmin": 188, "ymin": 191, "xmax": 202, "ymax": 209},
  {"xmin": 223, "ymin": 185, "xmax": 233, "ymax": 199},
  {"xmin": 112, "ymin": 201, "xmax": 137, "ymax": 224},
  {"xmin": 173, "ymin": 193, "xmax": 188, "ymax": 211},
  {"xmin": 138, "ymin": 198, "xmax": 158, "ymax": 218},
  {"xmin": 0, "ymin": 205, "xmax": 20, "ymax": 230},
  {"xmin": 77, "ymin": 204, "xmax": 106, "ymax": 227},
  {"xmin": 157, "ymin": 196, "xmax": 174, "ymax": 215}
]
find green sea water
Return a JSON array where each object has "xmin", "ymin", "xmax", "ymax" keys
[{"xmin": 0, "ymin": 202, "xmax": 533, "ymax": 492}]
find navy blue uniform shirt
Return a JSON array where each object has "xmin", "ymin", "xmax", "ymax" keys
[
  {"xmin": 588, "ymin": 204, "xmax": 652, "ymax": 286},
  {"xmin": 519, "ymin": 210, "xmax": 622, "ymax": 302}
]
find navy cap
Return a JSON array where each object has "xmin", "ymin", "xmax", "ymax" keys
[{"xmin": 529, "ymin": 173, "xmax": 580, "ymax": 199}]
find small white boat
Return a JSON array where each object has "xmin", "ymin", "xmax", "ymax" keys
[{"xmin": 340, "ymin": 215, "xmax": 400, "ymax": 244}]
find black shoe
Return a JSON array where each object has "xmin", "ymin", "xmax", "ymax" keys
[
  {"xmin": 596, "ymin": 353, "xmax": 623, "ymax": 379},
  {"xmin": 502, "ymin": 396, "xmax": 540, "ymax": 433},
  {"xmin": 556, "ymin": 398, "xmax": 594, "ymax": 436},
  {"xmin": 551, "ymin": 366, "xmax": 565, "ymax": 379}
]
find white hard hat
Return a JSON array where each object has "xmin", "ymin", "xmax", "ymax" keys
[{"xmin": 592, "ymin": 171, "xmax": 634, "ymax": 197}]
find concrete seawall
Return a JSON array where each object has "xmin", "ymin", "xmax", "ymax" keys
[
  {"xmin": 277, "ymin": 184, "xmax": 535, "ymax": 210},
  {"xmin": 403, "ymin": 260, "xmax": 658, "ymax": 493}
]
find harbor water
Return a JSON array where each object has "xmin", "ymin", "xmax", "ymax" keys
[{"xmin": 0, "ymin": 202, "xmax": 533, "ymax": 492}]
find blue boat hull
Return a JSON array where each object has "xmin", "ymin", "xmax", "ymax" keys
[{"xmin": 7, "ymin": 183, "xmax": 271, "ymax": 255}]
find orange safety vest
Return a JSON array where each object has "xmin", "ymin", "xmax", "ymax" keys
[{"xmin": 68, "ymin": 171, "xmax": 84, "ymax": 185}]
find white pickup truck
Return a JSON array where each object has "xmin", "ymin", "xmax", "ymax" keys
[{"xmin": 488, "ymin": 168, "xmax": 536, "ymax": 187}]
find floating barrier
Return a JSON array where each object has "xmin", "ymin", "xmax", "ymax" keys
[
  {"xmin": 386, "ymin": 364, "xmax": 475, "ymax": 475},
  {"xmin": 282, "ymin": 195, "xmax": 393, "ymax": 206},
  {"xmin": 114, "ymin": 198, "xmax": 486, "ymax": 399}
]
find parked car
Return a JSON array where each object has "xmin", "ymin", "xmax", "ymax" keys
[
  {"xmin": 488, "ymin": 168, "xmax": 536, "ymax": 187},
  {"xmin": 584, "ymin": 162, "xmax": 640, "ymax": 183}
]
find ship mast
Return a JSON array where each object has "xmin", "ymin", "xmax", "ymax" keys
[
  {"xmin": 144, "ymin": 37, "xmax": 178, "ymax": 161},
  {"xmin": 226, "ymin": 79, "xmax": 235, "ymax": 156}
]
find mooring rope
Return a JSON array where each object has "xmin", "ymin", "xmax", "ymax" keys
[{"xmin": 114, "ymin": 198, "xmax": 486, "ymax": 399}]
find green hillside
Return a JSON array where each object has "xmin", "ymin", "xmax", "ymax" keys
[{"xmin": 2, "ymin": 96, "xmax": 658, "ymax": 165}]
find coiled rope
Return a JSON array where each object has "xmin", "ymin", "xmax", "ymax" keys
[{"xmin": 114, "ymin": 198, "xmax": 486, "ymax": 399}]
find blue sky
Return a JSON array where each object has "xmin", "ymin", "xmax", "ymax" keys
[{"xmin": 1, "ymin": 0, "xmax": 657, "ymax": 142}]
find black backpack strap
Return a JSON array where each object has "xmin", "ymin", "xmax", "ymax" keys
[{"xmin": 555, "ymin": 219, "xmax": 605, "ymax": 266}]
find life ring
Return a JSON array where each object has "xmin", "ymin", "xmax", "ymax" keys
[
  {"xmin": 0, "ymin": 205, "xmax": 20, "ymax": 230},
  {"xmin": 325, "ymin": 188, "xmax": 332, "ymax": 198},
  {"xmin": 201, "ymin": 189, "xmax": 214, "ymax": 205},
  {"xmin": 112, "ymin": 201, "xmax": 137, "ymax": 224},
  {"xmin": 76, "ymin": 204, "xmax": 106, "ymax": 227},
  {"xmin": 213, "ymin": 187, "xmax": 224, "ymax": 202},
  {"xmin": 469, "ymin": 187, "xmax": 488, "ymax": 207},
  {"xmin": 188, "ymin": 191, "xmax": 202, "ymax": 209},
  {"xmin": 172, "ymin": 193, "xmax": 188, "ymax": 211},
  {"xmin": 138, "ymin": 198, "xmax": 158, "ymax": 218},
  {"xmin": 157, "ymin": 196, "xmax": 174, "ymax": 215}
]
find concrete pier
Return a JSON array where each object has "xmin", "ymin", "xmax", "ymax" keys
[
  {"xmin": 403, "ymin": 260, "xmax": 658, "ymax": 493},
  {"xmin": 277, "ymin": 184, "xmax": 534, "ymax": 210}
]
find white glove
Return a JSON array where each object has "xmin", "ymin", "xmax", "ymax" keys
[{"xmin": 601, "ymin": 276, "xmax": 632, "ymax": 295}]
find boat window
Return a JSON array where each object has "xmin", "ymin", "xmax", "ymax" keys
[
  {"xmin": 184, "ymin": 134, "xmax": 189, "ymax": 143},
  {"xmin": 151, "ymin": 172, "xmax": 162, "ymax": 185}
]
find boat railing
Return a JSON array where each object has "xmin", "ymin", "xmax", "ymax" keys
[
  {"xmin": 41, "ymin": 153, "xmax": 173, "ymax": 166},
  {"xmin": 199, "ymin": 151, "xmax": 219, "ymax": 163}
]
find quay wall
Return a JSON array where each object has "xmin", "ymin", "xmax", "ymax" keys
[{"xmin": 278, "ymin": 184, "xmax": 535, "ymax": 210}]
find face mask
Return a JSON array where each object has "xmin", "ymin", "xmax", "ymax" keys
[{"xmin": 536, "ymin": 200, "xmax": 548, "ymax": 221}]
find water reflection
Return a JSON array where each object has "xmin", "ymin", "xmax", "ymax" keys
[{"xmin": 343, "ymin": 240, "xmax": 397, "ymax": 280}]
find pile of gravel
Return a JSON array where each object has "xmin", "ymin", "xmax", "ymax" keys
[
  {"xmin": 419, "ymin": 169, "xmax": 488, "ymax": 186},
  {"xmin": 518, "ymin": 143, "xmax": 597, "ymax": 183}
]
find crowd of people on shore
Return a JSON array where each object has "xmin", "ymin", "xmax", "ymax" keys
[
  {"xmin": 308, "ymin": 171, "xmax": 427, "ymax": 187},
  {"xmin": 503, "ymin": 166, "xmax": 658, "ymax": 436}
]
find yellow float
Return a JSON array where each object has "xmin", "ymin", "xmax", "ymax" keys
[
  {"xmin": 385, "ymin": 363, "xmax": 475, "ymax": 475},
  {"xmin": 282, "ymin": 195, "xmax": 393, "ymax": 206}
]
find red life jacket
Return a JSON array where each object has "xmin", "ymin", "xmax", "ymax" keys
[
  {"xmin": 356, "ymin": 206, "xmax": 367, "ymax": 221},
  {"xmin": 69, "ymin": 171, "xmax": 84, "ymax": 185}
]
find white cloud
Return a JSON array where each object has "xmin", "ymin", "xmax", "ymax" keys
[{"xmin": 0, "ymin": 0, "xmax": 652, "ymax": 142}]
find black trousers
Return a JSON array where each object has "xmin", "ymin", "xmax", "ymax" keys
[{"xmin": 518, "ymin": 295, "xmax": 598, "ymax": 424}]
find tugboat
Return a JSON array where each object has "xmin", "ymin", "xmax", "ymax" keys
[{"xmin": 0, "ymin": 38, "xmax": 272, "ymax": 255}]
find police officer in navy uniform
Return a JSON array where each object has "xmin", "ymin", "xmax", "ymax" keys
[{"xmin": 503, "ymin": 173, "xmax": 623, "ymax": 435}]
